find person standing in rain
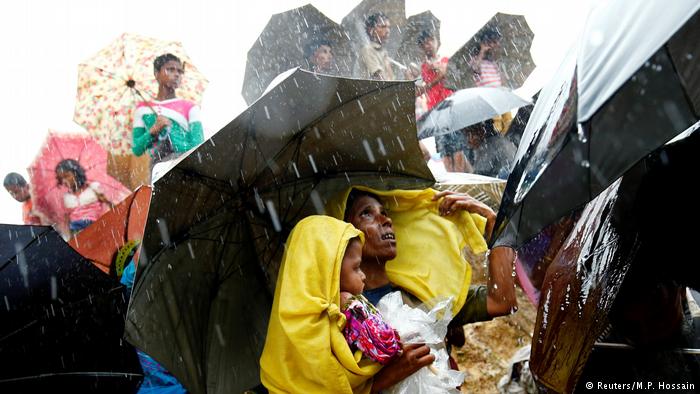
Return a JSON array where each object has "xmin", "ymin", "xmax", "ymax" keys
[
  {"xmin": 3, "ymin": 172, "xmax": 42, "ymax": 225},
  {"xmin": 469, "ymin": 29, "xmax": 513, "ymax": 133},
  {"xmin": 358, "ymin": 12, "xmax": 395, "ymax": 80},
  {"xmin": 413, "ymin": 30, "xmax": 469, "ymax": 172},
  {"xmin": 469, "ymin": 29, "xmax": 503, "ymax": 88},
  {"xmin": 304, "ymin": 38, "xmax": 335, "ymax": 74},
  {"xmin": 132, "ymin": 53, "xmax": 204, "ymax": 167}
]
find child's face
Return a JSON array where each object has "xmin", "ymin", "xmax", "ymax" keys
[
  {"xmin": 56, "ymin": 169, "xmax": 77, "ymax": 189},
  {"xmin": 155, "ymin": 60, "xmax": 184, "ymax": 90},
  {"xmin": 420, "ymin": 37, "xmax": 438, "ymax": 57},
  {"xmin": 339, "ymin": 238, "xmax": 366, "ymax": 296},
  {"xmin": 311, "ymin": 45, "xmax": 333, "ymax": 71}
]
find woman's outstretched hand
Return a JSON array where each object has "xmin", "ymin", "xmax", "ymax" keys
[
  {"xmin": 433, "ymin": 190, "xmax": 496, "ymax": 241},
  {"xmin": 371, "ymin": 343, "xmax": 435, "ymax": 393}
]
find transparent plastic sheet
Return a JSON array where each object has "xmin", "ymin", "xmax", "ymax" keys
[{"xmin": 377, "ymin": 292, "xmax": 464, "ymax": 394}]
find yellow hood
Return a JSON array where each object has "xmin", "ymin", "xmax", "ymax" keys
[
  {"xmin": 327, "ymin": 187, "xmax": 488, "ymax": 316},
  {"xmin": 260, "ymin": 215, "xmax": 381, "ymax": 393}
]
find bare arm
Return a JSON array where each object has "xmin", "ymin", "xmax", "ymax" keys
[
  {"xmin": 433, "ymin": 191, "xmax": 518, "ymax": 317},
  {"xmin": 485, "ymin": 246, "xmax": 517, "ymax": 317}
]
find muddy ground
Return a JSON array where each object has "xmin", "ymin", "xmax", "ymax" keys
[{"xmin": 454, "ymin": 259, "xmax": 538, "ymax": 393}]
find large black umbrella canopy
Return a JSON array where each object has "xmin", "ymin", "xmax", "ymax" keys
[
  {"xmin": 448, "ymin": 13, "xmax": 535, "ymax": 90},
  {"xmin": 0, "ymin": 224, "xmax": 141, "ymax": 393},
  {"xmin": 341, "ymin": 0, "xmax": 407, "ymax": 74},
  {"xmin": 241, "ymin": 4, "xmax": 352, "ymax": 105},
  {"xmin": 493, "ymin": 0, "xmax": 700, "ymax": 248},
  {"xmin": 529, "ymin": 126, "xmax": 700, "ymax": 392},
  {"xmin": 125, "ymin": 68, "xmax": 434, "ymax": 394}
]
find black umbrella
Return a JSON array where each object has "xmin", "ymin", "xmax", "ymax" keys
[
  {"xmin": 493, "ymin": 0, "xmax": 700, "ymax": 248},
  {"xmin": 125, "ymin": 69, "xmax": 434, "ymax": 394},
  {"xmin": 528, "ymin": 125, "xmax": 700, "ymax": 392},
  {"xmin": 448, "ymin": 13, "xmax": 535, "ymax": 90},
  {"xmin": 0, "ymin": 224, "xmax": 141, "ymax": 393},
  {"xmin": 241, "ymin": 4, "xmax": 352, "ymax": 105}
]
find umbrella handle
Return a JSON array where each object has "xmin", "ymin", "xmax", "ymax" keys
[{"xmin": 131, "ymin": 87, "xmax": 158, "ymax": 115}]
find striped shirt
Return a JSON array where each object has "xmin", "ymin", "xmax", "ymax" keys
[{"xmin": 475, "ymin": 60, "xmax": 502, "ymax": 88}]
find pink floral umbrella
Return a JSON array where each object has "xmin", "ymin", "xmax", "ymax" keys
[{"xmin": 28, "ymin": 131, "xmax": 131, "ymax": 234}]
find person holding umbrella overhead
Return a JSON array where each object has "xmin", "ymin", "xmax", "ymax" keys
[
  {"xmin": 304, "ymin": 38, "xmax": 335, "ymax": 74},
  {"xmin": 358, "ymin": 12, "xmax": 396, "ymax": 80},
  {"xmin": 412, "ymin": 29, "xmax": 470, "ymax": 173},
  {"xmin": 132, "ymin": 53, "xmax": 204, "ymax": 166}
]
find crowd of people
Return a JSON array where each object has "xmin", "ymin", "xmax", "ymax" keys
[
  {"xmin": 303, "ymin": 11, "xmax": 522, "ymax": 178},
  {"xmin": 4, "ymin": 53, "xmax": 203, "ymax": 238}
]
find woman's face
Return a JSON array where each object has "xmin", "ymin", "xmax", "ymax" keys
[
  {"xmin": 339, "ymin": 238, "xmax": 366, "ymax": 295},
  {"xmin": 56, "ymin": 169, "xmax": 77, "ymax": 190},
  {"xmin": 346, "ymin": 195, "xmax": 397, "ymax": 262}
]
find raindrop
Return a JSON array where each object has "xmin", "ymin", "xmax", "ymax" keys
[
  {"xmin": 15, "ymin": 242, "xmax": 29, "ymax": 288},
  {"xmin": 362, "ymin": 140, "xmax": 376, "ymax": 163},
  {"xmin": 336, "ymin": 92, "xmax": 343, "ymax": 103},
  {"xmin": 4, "ymin": 296, "xmax": 9, "ymax": 311},
  {"xmin": 264, "ymin": 106, "xmax": 270, "ymax": 120},
  {"xmin": 215, "ymin": 323, "xmax": 227, "ymax": 346},
  {"xmin": 50, "ymin": 276, "xmax": 57, "ymax": 300},
  {"xmin": 265, "ymin": 200, "xmax": 282, "ymax": 232},
  {"xmin": 577, "ymin": 124, "xmax": 587, "ymax": 143},
  {"xmin": 209, "ymin": 138, "xmax": 216, "ymax": 147},
  {"xmin": 187, "ymin": 242, "xmax": 196, "ymax": 260},
  {"xmin": 291, "ymin": 162, "xmax": 301, "ymax": 178},
  {"xmin": 376, "ymin": 137, "xmax": 386, "ymax": 156},
  {"xmin": 395, "ymin": 136, "xmax": 405, "ymax": 151},
  {"xmin": 686, "ymin": 53, "xmax": 693, "ymax": 60},
  {"xmin": 310, "ymin": 190, "xmax": 325, "ymax": 214},
  {"xmin": 357, "ymin": 100, "xmax": 365, "ymax": 114},
  {"xmin": 308, "ymin": 155, "xmax": 318, "ymax": 173},
  {"xmin": 157, "ymin": 219, "xmax": 171, "ymax": 246},
  {"xmin": 254, "ymin": 188, "xmax": 265, "ymax": 213},
  {"xmin": 581, "ymin": 160, "xmax": 590, "ymax": 168}
]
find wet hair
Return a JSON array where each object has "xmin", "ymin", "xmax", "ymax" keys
[
  {"xmin": 365, "ymin": 12, "xmax": 389, "ymax": 32},
  {"xmin": 304, "ymin": 38, "xmax": 332, "ymax": 61},
  {"xmin": 3, "ymin": 172, "xmax": 27, "ymax": 188},
  {"xmin": 416, "ymin": 30, "xmax": 436, "ymax": 45},
  {"xmin": 344, "ymin": 189, "xmax": 383, "ymax": 221},
  {"xmin": 55, "ymin": 159, "xmax": 87, "ymax": 190},
  {"xmin": 154, "ymin": 53, "xmax": 182, "ymax": 73},
  {"xmin": 478, "ymin": 28, "xmax": 501, "ymax": 43}
]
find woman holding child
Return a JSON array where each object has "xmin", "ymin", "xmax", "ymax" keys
[{"xmin": 260, "ymin": 188, "xmax": 517, "ymax": 392}]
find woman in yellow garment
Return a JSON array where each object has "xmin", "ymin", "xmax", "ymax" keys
[
  {"xmin": 331, "ymin": 187, "xmax": 519, "ymax": 390},
  {"xmin": 261, "ymin": 188, "xmax": 517, "ymax": 392}
]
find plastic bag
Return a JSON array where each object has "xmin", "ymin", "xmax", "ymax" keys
[{"xmin": 377, "ymin": 291, "xmax": 465, "ymax": 394}]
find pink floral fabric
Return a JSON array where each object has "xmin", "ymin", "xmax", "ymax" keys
[{"xmin": 342, "ymin": 294, "xmax": 401, "ymax": 365}]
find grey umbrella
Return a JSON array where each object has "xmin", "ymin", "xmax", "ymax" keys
[
  {"xmin": 125, "ymin": 68, "xmax": 434, "ymax": 394},
  {"xmin": 417, "ymin": 87, "xmax": 530, "ymax": 139},
  {"xmin": 241, "ymin": 4, "xmax": 352, "ymax": 105}
]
